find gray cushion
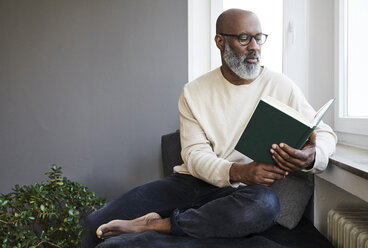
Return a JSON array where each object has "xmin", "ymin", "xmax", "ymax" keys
[
  {"xmin": 161, "ymin": 130, "xmax": 314, "ymax": 229},
  {"xmin": 271, "ymin": 172, "xmax": 314, "ymax": 229},
  {"xmin": 96, "ymin": 230, "xmax": 285, "ymax": 248},
  {"xmin": 161, "ymin": 130, "xmax": 183, "ymax": 177}
]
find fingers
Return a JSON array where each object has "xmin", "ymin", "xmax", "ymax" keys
[
  {"xmin": 263, "ymin": 164, "xmax": 288, "ymax": 176},
  {"xmin": 252, "ymin": 177, "xmax": 275, "ymax": 187},
  {"xmin": 237, "ymin": 162, "xmax": 288, "ymax": 186},
  {"xmin": 272, "ymin": 150, "xmax": 302, "ymax": 172},
  {"xmin": 273, "ymin": 144, "xmax": 304, "ymax": 168},
  {"xmin": 253, "ymin": 163, "xmax": 287, "ymax": 186},
  {"xmin": 257, "ymin": 172, "xmax": 286, "ymax": 187},
  {"xmin": 259, "ymin": 179, "xmax": 274, "ymax": 187},
  {"xmin": 270, "ymin": 141, "xmax": 315, "ymax": 171},
  {"xmin": 272, "ymin": 143, "xmax": 307, "ymax": 161}
]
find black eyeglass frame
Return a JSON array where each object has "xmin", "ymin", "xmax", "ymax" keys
[{"xmin": 218, "ymin": 32, "xmax": 268, "ymax": 46}]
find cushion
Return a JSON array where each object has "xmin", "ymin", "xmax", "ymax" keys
[
  {"xmin": 161, "ymin": 130, "xmax": 314, "ymax": 229},
  {"xmin": 161, "ymin": 130, "xmax": 183, "ymax": 176},
  {"xmin": 96, "ymin": 217, "xmax": 333, "ymax": 248},
  {"xmin": 271, "ymin": 172, "xmax": 314, "ymax": 229},
  {"xmin": 96, "ymin": 230, "xmax": 285, "ymax": 248}
]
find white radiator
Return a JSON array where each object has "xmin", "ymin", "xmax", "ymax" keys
[{"xmin": 327, "ymin": 209, "xmax": 368, "ymax": 248}]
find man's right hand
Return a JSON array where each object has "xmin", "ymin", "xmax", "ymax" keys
[{"xmin": 229, "ymin": 162, "xmax": 288, "ymax": 187}]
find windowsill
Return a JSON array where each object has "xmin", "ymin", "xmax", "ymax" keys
[
  {"xmin": 329, "ymin": 143, "xmax": 368, "ymax": 180},
  {"xmin": 316, "ymin": 143, "xmax": 368, "ymax": 203}
]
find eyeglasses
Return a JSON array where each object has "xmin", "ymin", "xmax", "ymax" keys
[{"xmin": 218, "ymin": 32, "xmax": 268, "ymax": 46}]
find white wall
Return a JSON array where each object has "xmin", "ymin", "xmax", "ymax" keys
[
  {"xmin": 307, "ymin": 0, "xmax": 335, "ymax": 126},
  {"xmin": 187, "ymin": 0, "xmax": 223, "ymax": 81},
  {"xmin": 188, "ymin": 0, "xmax": 211, "ymax": 81},
  {"xmin": 283, "ymin": 0, "xmax": 309, "ymax": 100}
]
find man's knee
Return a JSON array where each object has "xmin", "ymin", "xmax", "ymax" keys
[
  {"xmin": 252, "ymin": 186, "xmax": 280, "ymax": 220},
  {"xmin": 238, "ymin": 185, "xmax": 280, "ymax": 221}
]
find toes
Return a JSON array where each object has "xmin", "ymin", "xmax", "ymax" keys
[
  {"xmin": 96, "ymin": 222, "xmax": 118, "ymax": 238},
  {"xmin": 95, "ymin": 214, "xmax": 161, "ymax": 239},
  {"xmin": 100, "ymin": 230, "xmax": 121, "ymax": 239},
  {"xmin": 96, "ymin": 224, "xmax": 106, "ymax": 238},
  {"xmin": 147, "ymin": 212, "xmax": 161, "ymax": 219}
]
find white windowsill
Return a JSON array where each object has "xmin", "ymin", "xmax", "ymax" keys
[
  {"xmin": 330, "ymin": 143, "xmax": 368, "ymax": 179},
  {"xmin": 316, "ymin": 143, "xmax": 368, "ymax": 202}
]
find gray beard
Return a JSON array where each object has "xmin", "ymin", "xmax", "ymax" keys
[{"xmin": 223, "ymin": 43, "xmax": 261, "ymax": 80}]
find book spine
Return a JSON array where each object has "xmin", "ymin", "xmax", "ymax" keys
[{"xmin": 295, "ymin": 127, "xmax": 314, "ymax": 149}]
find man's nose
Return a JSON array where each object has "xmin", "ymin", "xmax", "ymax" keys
[{"xmin": 247, "ymin": 37, "xmax": 260, "ymax": 51}]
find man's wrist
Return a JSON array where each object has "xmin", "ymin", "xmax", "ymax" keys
[
  {"xmin": 229, "ymin": 163, "xmax": 242, "ymax": 182},
  {"xmin": 304, "ymin": 159, "xmax": 315, "ymax": 170},
  {"xmin": 304, "ymin": 151, "xmax": 316, "ymax": 170}
]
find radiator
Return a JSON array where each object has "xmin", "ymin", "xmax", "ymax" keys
[{"xmin": 327, "ymin": 209, "xmax": 368, "ymax": 248}]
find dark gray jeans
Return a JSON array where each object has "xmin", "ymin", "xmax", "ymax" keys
[{"xmin": 81, "ymin": 173, "xmax": 280, "ymax": 248}]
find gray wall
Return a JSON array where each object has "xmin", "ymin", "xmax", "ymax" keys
[{"xmin": 0, "ymin": 0, "xmax": 187, "ymax": 200}]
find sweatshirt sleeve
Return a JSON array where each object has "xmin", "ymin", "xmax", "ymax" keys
[
  {"xmin": 178, "ymin": 90, "xmax": 238, "ymax": 188},
  {"xmin": 303, "ymin": 120, "xmax": 337, "ymax": 173},
  {"xmin": 289, "ymin": 88, "xmax": 337, "ymax": 173}
]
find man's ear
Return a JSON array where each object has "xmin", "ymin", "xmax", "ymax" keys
[{"xmin": 215, "ymin": 34, "xmax": 225, "ymax": 51}]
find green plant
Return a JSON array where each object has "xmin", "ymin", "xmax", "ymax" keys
[{"xmin": 0, "ymin": 165, "xmax": 106, "ymax": 248}]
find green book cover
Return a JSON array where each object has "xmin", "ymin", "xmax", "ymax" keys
[{"xmin": 235, "ymin": 96, "xmax": 334, "ymax": 165}]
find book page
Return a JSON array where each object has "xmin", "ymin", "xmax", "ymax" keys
[
  {"xmin": 261, "ymin": 96, "xmax": 312, "ymax": 127},
  {"xmin": 312, "ymin": 99, "xmax": 335, "ymax": 127}
]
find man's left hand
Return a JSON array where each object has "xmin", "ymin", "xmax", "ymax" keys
[{"xmin": 270, "ymin": 132, "xmax": 317, "ymax": 172}]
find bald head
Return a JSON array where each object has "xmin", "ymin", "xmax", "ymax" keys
[
  {"xmin": 215, "ymin": 9, "xmax": 263, "ymax": 83},
  {"xmin": 216, "ymin": 9, "xmax": 261, "ymax": 34}
]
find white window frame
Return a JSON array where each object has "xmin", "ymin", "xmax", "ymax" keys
[{"xmin": 334, "ymin": 0, "xmax": 368, "ymax": 141}]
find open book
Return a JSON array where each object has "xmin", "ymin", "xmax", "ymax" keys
[{"xmin": 235, "ymin": 96, "xmax": 334, "ymax": 165}]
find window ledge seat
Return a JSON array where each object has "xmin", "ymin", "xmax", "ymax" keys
[{"xmin": 316, "ymin": 143, "xmax": 368, "ymax": 202}]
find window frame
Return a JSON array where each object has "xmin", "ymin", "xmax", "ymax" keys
[{"xmin": 334, "ymin": 0, "xmax": 368, "ymax": 137}]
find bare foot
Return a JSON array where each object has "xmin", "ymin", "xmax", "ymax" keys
[{"xmin": 96, "ymin": 212, "xmax": 170, "ymax": 239}]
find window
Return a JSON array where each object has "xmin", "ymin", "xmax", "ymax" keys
[
  {"xmin": 335, "ymin": 0, "xmax": 368, "ymax": 138},
  {"xmin": 344, "ymin": 0, "xmax": 368, "ymax": 117}
]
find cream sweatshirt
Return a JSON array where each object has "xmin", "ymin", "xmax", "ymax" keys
[{"xmin": 173, "ymin": 67, "xmax": 337, "ymax": 188}]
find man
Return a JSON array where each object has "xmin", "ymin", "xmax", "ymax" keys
[{"xmin": 82, "ymin": 9, "xmax": 336, "ymax": 247}]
